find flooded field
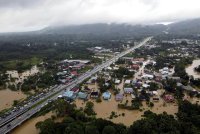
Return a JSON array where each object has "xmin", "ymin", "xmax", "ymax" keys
[
  {"xmin": 6, "ymin": 65, "xmax": 40, "ymax": 84},
  {"xmin": 0, "ymin": 66, "xmax": 40, "ymax": 111},
  {"xmin": 0, "ymin": 89, "xmax": 27, "ymax": 111},
  {"xmin": 75, "ymin": 90, "xmax": 178, "ymax": 126},
  {"xmin": 186, "ymin": 59, "xmax": 200, "ymax": 79},
  {"xmin": 11, "ymin": 112, "xmax": 54, "ymax": 134}
]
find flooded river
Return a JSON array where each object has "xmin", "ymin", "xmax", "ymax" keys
[
  {"xmin": 0, "ymin": 89, "xmax": 26, "ymax": 111},
  {"xmin": 11, "ymin": 112, "xmax": 54, "ymax": 134},
  {"xmin": 186, "ymin": 59, "xmax": 200, "ymax": 79}
]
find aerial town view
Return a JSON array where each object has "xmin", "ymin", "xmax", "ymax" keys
[{"xmin": 0, "ymin": 0, "xmax": 200, "ymax": 134}]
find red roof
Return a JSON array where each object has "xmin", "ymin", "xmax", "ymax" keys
[
  {"xmin": 71, "ymin": 71, "xmax": 78, "ymax": 76},
  {"xmin": 70, "ymin": 87, "xmax": 79, "ymax": 92},
  {"xmin": 132, "ymin": 64, "xmax": 140, "ymax": 69}
]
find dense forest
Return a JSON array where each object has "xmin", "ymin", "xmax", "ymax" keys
[{"xmin": 0, "ymin": 33, "xmax": 140, "ymax": 73}]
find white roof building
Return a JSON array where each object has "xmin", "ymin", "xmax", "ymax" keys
[
  {"xmin": 115, "ymin": 79, "xmax": 121, "ymax": 84},
  {"xmin": 125, "ymin": 80, "xmax": 131, "ymax": 84}
]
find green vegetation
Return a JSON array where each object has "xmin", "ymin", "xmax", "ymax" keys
[
  {"xmin": 96, "ymin": 97, "xmax": 102, "ymax": 103},
  {"xmin": 118, "ymin": 98, "xmax": 142, "ymax": 110},
  {"xmin": 84, "ymin": 101, "xmax": 96, "ymax": 116},
  {"xmin": 190, "ymin": 78, "xmax": 200, "ymax": 88},
  {"xmin": 21, "ymin": 71, "xmax": 57, "ymax": 92},
  {"xmin": 109, "ymin": 111, "xmax": 119, "ymax": 119},
  {"xmin": 0, "ymin": 57, "xmax": 42, "ymax": 73},
  {"xmin": 8, "ymin": 84, "xmax": 16, "ymax": 91},
  {"xmin": 148, "ymin": 82, "xmax": 159, "ymax": 91},
  {"xmin": 112, "ymin": 67, "xmax": 134, "ymax": 79},
  {"xmin": 12, "ymin": 100, "xmax": 20, "ymax": 107},
  {"xmin": 0, "ymin": 73, "xmax": 8, "ymax": 88}
]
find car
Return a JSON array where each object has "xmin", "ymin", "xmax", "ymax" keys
[{"xmin": 7, "ymin": 124, "xmax": 11, "ymax": 128}]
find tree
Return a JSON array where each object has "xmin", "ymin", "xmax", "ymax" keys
[
  {"xmin": 102, "ymin": 125, "xmax": 116, "ymax": 134},
  {"xmin": 85, "ymin": 125, "xmax": 100, "ymax": 134},
  {"xmin": 35, "ymin": 118, "xmax": 56, "ymax": 134},
  {"xmin": 12, "ymin": 100, "xmax": 19, "ymax": 107},
  {"xmin": 84, "ymin": 101, "xmax": 96, "ymax": 116},
  {"xmin": 65, "ymin": 123, "xmax": 84, "ymax": 134}
]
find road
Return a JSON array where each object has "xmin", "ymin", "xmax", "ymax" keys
[{"xmin": 0, "ymin": 36, "xmax": 152, "ymax": 134}]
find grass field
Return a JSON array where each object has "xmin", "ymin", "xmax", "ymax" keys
[{"xmin": 0, "ymin": 57, "xmax": 42, "ymax": 72}]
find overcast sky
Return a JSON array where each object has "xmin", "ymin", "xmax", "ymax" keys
[{"xmin": 0, "ymin": 0, "xmax": 200, "ymax": 32}]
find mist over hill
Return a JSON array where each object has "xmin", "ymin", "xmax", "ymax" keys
[
  {"xmin": 168, "ymin": 18, "xmax": 200, "ymax": 35},
  {"xmin": 0, "ymin": 18, "xmax": 200, "ymax": 42},
  {"xmin": 40, "ymin": 23, "xmax": 166, "ymax": 36}
]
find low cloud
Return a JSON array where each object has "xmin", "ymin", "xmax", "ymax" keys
[{"xmin": 0, "ymin": 0, "xmax": 200, "ymax": 32}]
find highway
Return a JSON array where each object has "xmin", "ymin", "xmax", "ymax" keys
[{"xmin": 0, "ymin": 36, "xmax": 152, "ymax": 134}]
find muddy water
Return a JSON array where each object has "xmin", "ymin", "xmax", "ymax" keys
[
  {"xmin": 75, "ymin": 90, "xmax": 178, "ymax": 126},
  {"xmin": 6, "ymin": 65, "xmax": 40, "ymax": 84},
  {"xmin": 186, "ymin": 59, "xmax": 200, "ymax": 79},
  {"xmin": 0, "ymin": 66, "xmax": 40, "ymax": 111},
  {"xmin": 0, "ymin": 89, "xmax": 27, "ymax": 111},
  {"xmin": 11, "ymin": 112, "xmax": 54, "ymax": 134}
]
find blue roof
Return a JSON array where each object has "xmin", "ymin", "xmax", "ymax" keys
[
  {"xmin": 63, "ymin": 90, "xmax": 76, "ymax": 99},
  {"xmin": 102, "ymin": 91, "xmax": 111, "ymax": 99},
  {"xmin": 78, "ymin": 92, "xmax": 88, "ymax": 99}
]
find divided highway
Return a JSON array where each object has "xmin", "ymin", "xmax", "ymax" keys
[{"xmin": 0, "ymin": 36, "xmax": 152, "ymax": 134}]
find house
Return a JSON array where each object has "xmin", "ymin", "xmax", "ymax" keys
[
  {"xmin": 102, "ymin": 91, "xmax": 111, "ymax": 100},
  {"xmin": 115, "ymin": 94, "xmax": 123, "ymax": 101},
  {"xmin": 70, "ymin": 87, "xmax": 79, "ymax": 93},
  {"xmin": 78, "ymin": 92, "xmax": 88, "ymax": 100},
  {"xmin": 71, "ymin": 71, "xmax": 78, "ymax": 76},
  {"xmin": 124, "ymin": 87, "xmax": 134, "ymax": 94},
  {"xmin": 168, "ymin": 76, "xmax": 181, "ymax": 82},
  {"xmin": 63, "ymin": 90, "xmax": 77, "ymax": 100},
  {"xmin": 182, "ymin": 85, "xmax": 193, "ymax": 91},
  {"xmin": 163, "ymin": 67, "xmax": 169, "ymax": 71},
  {"xmin": 107, "ymin": 67, "xmax": 112, "ymax": 70},
  {"xmin": 139, "ymin": 95, "xmax": 146, "ymax": 101},
  {"xmin": 125, "ymin": 80, "xmax": 131, "ymax": 84},
  {"xmin": 132, "ymin": 58, "xmax": 145, "ymax": 62},
  {"xmin": 163, "ymin": 94, "xmax": 174, "ymax": 102},
  {"xmin": 115, "ymin": 79, "xmax": 121, "ymax": 84},
  {"xmin": 83, "ymin": 86, "xmax": 92, "ymax": 92},
  {"xmin": 90, "ymin": 91, "xmax": 99, "ymax": 99},
  {"xmin": 72, "ymin": 63, "xmax": 85, "ymax": 70},
  {"xmin": 131, "ymin": 64, "xmax": 140, "ymax": 70},
  {"xmin": 153, "ymin": 97, "xmax": 159, "ymax": 101},
  {"xmin": 142, "ymin": 84, "xmax": 150, "ymax": 88},
  {"xmin": 152, "ymin": 91, "xmax": 159, "ymax": 96},
  {"xmin": 177, "ymin": 82, "xmax": 183, "ymax": 87},
  {"xmin": 95, "ymin": 46, "xmax": 102, "ymax": 50},
  {"xmin": 141, "ymin": 74, "xmax": 154, "ymax": 80},
  {"xmin": 131, "ymin": 94, "xmax": 136, "ymax": 99}
]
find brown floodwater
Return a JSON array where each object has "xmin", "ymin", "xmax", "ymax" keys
[
  {"xmin": 185, "ymin": 59, "xmax": 200, "ymax": 79},
  {"xmin": 75, "ymin": 89, "xmax": 178, "ymax": 126},
  {"xmin": 75, "ymin": 61, "xmax": 178, "ymax": 126},
  {"xmin": 0, "ymin": 89, "xmax": 27, "ymax": 111},
  {"xmin": 11, "ymin": 112, "xmax": 54, "ymax": 134},
  {"xmin": 6, "ymin": 65, "xmax": 40, "ymax": 84}
]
